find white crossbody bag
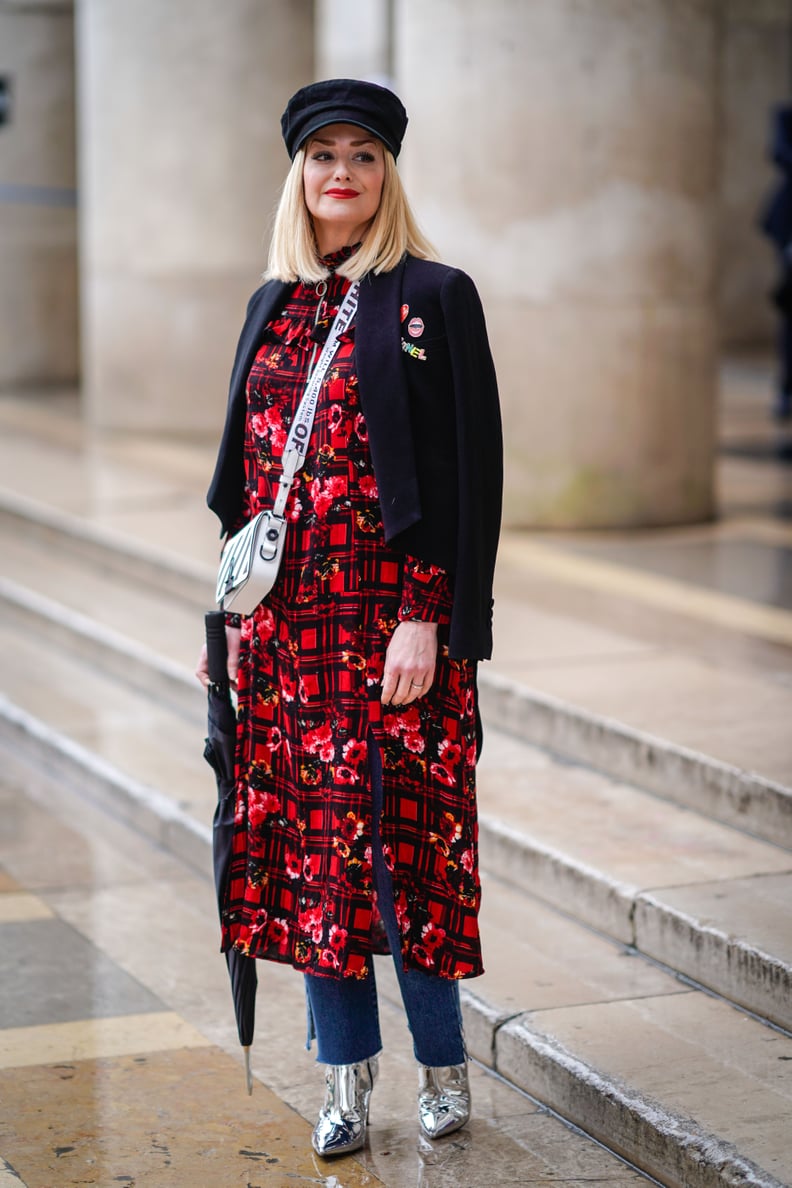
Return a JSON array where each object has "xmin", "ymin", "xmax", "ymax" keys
[{"xmin": 216, "ymin": 282, "xmax": 359, "ymax": 616}]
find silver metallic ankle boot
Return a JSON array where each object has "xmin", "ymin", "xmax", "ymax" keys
[
  {"xmin": 417, "ymin": 1061, "xmax": 471, "ymax": 1140},
  {"xmin": 311, "ymin": 1056, "xmax": 379, "ymax": 1157}
]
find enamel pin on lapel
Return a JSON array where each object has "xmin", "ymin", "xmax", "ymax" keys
[
  {"xmin": 401, "ymin": 338, "xmax": 427, "ymax": 361},
  {"xmin": 401, "ymin": 309, "xmax": 427, "ymax": 359}
]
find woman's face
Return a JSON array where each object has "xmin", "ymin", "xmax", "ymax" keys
[{"xmin": 302, "ymin": 123, "xmax": 386, "ymax": 248}]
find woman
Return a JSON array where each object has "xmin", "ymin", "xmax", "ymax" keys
[{"xmin": 197, "ymin": 78, "xmax": 502, "ymax": 1158}]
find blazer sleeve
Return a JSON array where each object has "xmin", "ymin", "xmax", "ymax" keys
[
  {"xmin": 441, "ymin": 269, "xmax": 503, "ymax": 660},
  {"xmin": 207, "ymin": 280, "xmax": 291, "ymax": 537}
]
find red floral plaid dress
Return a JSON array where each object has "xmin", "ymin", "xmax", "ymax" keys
[{"xmin": 222, "ymin": 249, "xmax": 482, "ymax": 981}]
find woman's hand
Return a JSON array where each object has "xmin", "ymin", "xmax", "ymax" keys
[
  {"xmin": 381, "ymin": 620, "xmax": 438, "ymax": 706},
  {"xmin": 195, "ymin": 625, "xmax": 243, "ymax": 690}
]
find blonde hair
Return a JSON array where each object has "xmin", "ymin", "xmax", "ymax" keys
[{"xmin": 265, "ymin": 146, "xmax": 438, "ymax": 283}]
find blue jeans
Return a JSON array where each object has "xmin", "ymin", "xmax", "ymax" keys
[{"xmin": 304, "ymin": 733, "xmax": 466, "ymax": 1067}]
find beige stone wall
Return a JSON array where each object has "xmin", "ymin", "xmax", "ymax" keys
[
  {"xmin": 6, "ymin": 0, "xmax": 784, "ymax": 526},
  {"xmin": 76, "ymin": 0, "xmax": 313, "ymax": 433},
  {"xmin": 718, "ymin": 0, "xmax": 790, "ymax": 348},
  {"xmin": 316, "ymin": 0, "xmax": 392, "ymax": 82},
  {"xmin": 397, "ymin": 0, "xmax": 719, "ymax": 528},
  {"xmin": 67, "ymin": 0, "xmax": 782, "ymax": 526},
  {"xmin": 0, "ymin": 0, "xmax": 78, "ymax": 388}
]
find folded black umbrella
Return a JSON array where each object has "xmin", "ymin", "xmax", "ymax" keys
[{"xmin": 204, "ymin": 610, "xmax": 258, "ymax": 1093}]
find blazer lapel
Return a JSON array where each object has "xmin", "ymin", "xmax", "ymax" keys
[
  {"xmin": 211, "ymin": 264, "xmax": 423, "ymax": 543},
  {"xmin": 230, "ymin": 281, "xmax": 291, "ymax": 401},
  {"xmin": 356, "ymin": 259, "xmax": 422, "ymax": 540}
]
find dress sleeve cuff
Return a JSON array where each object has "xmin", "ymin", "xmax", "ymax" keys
[{"xmin": 398, "ymin": 555, "xmax": 453, "ymax": 625}]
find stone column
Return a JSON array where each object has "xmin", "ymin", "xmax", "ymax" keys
[
  {"xmin": 316, "ymin": 0, "xmax": 393, "ymax": 82},
  {"xmin": 0, "ymin": 0, "xmax": 78, "ymax": 389},
  {"xmin": 397, "ymin": 0, "xmax": 719, "ymax": 528},
  {"xmin": 76, "ymin": 1, "xmax": 313, "ymax": 433}
]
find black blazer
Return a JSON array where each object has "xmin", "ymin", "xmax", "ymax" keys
[{"xmin": 207, "ymin": 254, "xmax": 503, "ymax": 660}]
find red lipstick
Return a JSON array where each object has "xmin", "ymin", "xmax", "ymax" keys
[{"xmin": 325, "ymin": 188, "xmax": 359, "ymax": 199}]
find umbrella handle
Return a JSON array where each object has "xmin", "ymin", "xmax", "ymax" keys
[{"xmin": 205, "ymin": 611, "xmax": 229, "ymax": 686}]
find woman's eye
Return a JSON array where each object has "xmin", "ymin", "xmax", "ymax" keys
[{"xmin": 310, "ymin": 148, "xmax": 375, "ymax": 164}]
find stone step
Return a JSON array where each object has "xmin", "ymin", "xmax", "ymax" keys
[
  {"xmin": 2, "ymin": 722, "xmax": 789, "ymax": 1188},
  {"xmin": 0, "ymin": 575, "xmax": 200, "ymax": 720},
  {"xmin": 0, "ymin": 618, "xmax": 213, "ymax": 827},
  {"xmin": 450, "ymin": 874, "xmax": 792, "ymax": 1188},
  {"xmin": 477, "ymin": 730, "xmax": 792, "ymax": 1033},
  {"xmin": 0, "ymin": 694, "xmax": 211, "ymax": 879},
  {"xmin": 0, "ymin": 487, "xmax": 213, "ymax": 612},
  {"xmin": 2, "ymin": 485, "xmax": 790, "ymax": 848},
  {"xmin": 1, "ymin": 594, "xmax": 790, "ymax": 1036},
  {"xmin": 479, "ymin": 666, "xmax": 792, "ymax": 853}
]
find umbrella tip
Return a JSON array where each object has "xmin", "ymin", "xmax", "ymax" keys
[{"xmin": 243, "ymin": 1045, "xmax": 253, "ymax": 1095}]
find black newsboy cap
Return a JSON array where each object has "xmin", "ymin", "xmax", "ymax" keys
[{"xmin": 281, "ymin": 78, "xmax": 408, "ymax": 159}]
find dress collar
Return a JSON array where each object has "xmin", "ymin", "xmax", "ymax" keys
[{"xmin": 319, "ymin": 243, "xmax": 362, "ymax": 271}]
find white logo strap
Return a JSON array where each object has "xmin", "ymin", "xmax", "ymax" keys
[{"xmin": 271, "ymin": 282, "xmax": 359, "ymax": 519}]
